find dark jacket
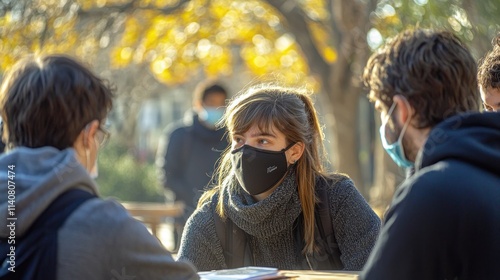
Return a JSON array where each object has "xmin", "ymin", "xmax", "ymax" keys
[
  {"xmin": 361, "ymin": 112, "xmax": 500, "ymax": 280},
  {"xmin": 156, "ymin": 112, "xmax": 228, "ymax": 209}
]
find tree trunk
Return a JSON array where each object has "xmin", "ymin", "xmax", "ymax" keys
[
  {"xmin": 323, "ymin": 82, "xmax": 365, "ymax": 196},
  {"xmin": 265, "ymin": 0, "xmax": 375, "ymax": 198},
  {"xmin": 331, "ymin": 99, "xmax": 363, "ymax": 193}
]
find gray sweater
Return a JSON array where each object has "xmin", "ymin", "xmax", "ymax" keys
[
  {"xmin": 177, "ymin": 170, "xmax": 381, "ymax": 272},
  {"xmin": 0, "ymin": 147, "xmax": 199, "ymax": 280}
]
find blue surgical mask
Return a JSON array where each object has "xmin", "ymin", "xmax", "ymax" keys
[
  {"xmin": 200, "ymin": 107, "xmax": 224, "ymax": 128},
  {"xmin": 379, "ymin": 102, "xmax": 414, "ymax": 168}
]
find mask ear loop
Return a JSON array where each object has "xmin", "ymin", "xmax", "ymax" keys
[
  {"xmin": 382, "ymin": 102, "xmax": 397, "ymax": 128},
  {"xmin": 384, "ymin": 97, "xmax": 413, "ymax": 165},
  {"xmin": 397, "ymin": 97, "xmax": 412, "ymax": 144},
  {"xmin": 382, "ymin": 98, "xmax": 412, "ymax": 144},
  {"xmin": 283, "ymin": 142, "xmax": 298, "ymax": 166},
  {"xmin": 282, "ymin": 142, "xmax": 296, "ymax": 152}
]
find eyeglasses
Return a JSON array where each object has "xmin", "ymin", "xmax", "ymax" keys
[
  {"xmin": 84, "ymin": 122, "xmax": 110, "ymax": 148},
  {"xmin": 95, "ymin": 126, "xmax": 110, "ymax": 148}
]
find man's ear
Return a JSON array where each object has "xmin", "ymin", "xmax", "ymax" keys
[
  {"xmin": 82, "ymin": 120, "xmax": 99, "ymax": 148},
  {"xmin": 287, "ymin": 142, "xmax": 305, "ymax": 164},
  {"xmin": 393, "ymin": 95, "xmax": 413, "ymax": 125}
]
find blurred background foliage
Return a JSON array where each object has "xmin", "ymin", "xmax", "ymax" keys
[
  {"xmin": 0, "ymin": 0, "xmax": 499, "ymax": 206},
  {"xmin": 96, "ymin": 138, "xmax": 165, "ymax": 202}
]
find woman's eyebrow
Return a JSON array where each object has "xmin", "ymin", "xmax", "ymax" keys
[{"xmin": 250, "ymin": 132, "xmax": 276, "ymax": 138}]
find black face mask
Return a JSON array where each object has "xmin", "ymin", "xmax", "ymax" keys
[{"xmin": 231, "ymin": 143, "xmax": 295, "ymax": 195}]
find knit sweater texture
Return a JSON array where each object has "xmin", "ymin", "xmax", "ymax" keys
[{"xmin": 178, "ymin": 170, "xmax": 381, "ymax": 272}]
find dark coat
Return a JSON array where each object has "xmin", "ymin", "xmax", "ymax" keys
[
  {"xmin": 361, "ymin": 112, "xmax": 500, "ymax": 280},
  {"xmin": 156, "ymin": 112, "xmax": 229, "ymax": 209}
]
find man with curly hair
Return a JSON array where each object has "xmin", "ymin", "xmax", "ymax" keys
[
  {"xmin": 478, "ymin": 33, "xmax": 500, "ymax": 112},
  {"xmin": 361, "ymin": 28, "xmax": 500, "ymax": 279}
]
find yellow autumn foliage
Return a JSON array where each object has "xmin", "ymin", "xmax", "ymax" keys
[{"xmin": 0, "ymin": 0, "xmax": 337, "ymax": 89}]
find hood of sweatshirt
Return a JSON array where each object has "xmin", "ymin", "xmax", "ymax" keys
[
  {"xmin": 416, "ymin": 112, "xmax": 500, "ymax": 176},
  {"xmin": 0, "ymin": 146, "xmax": 98, "ymax": 238}
]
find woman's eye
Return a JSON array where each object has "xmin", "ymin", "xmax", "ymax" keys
[
  {"xmin": 233, "ymin": 136, "xmax": 243, "ymax": 143},
  {"xmin": 484, "ymin": 104, "xmax": 493, "ymax": 112},
  {"xmin": 258, "ymin": 139, "xmax": 269, "ymax": 145}
]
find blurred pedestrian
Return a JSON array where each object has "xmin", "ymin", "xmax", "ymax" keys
[{"xmin": 156, "ymin": 80, "xmax": 229, "ymax": 251}]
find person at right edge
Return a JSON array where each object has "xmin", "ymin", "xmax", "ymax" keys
[
  {"xmin": 478, "ymin": 32, "xmax": 500, "ymax": 112},
  {"xmin": 361, "ymin": 28, "xmax": 500, "ymax": 279}
]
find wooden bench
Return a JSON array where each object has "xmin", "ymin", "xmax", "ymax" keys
[{"xmin": 121, "ymin": 201, "xmax": 184, "ymax": 238}]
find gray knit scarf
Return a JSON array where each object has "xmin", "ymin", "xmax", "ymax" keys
[{"xmin": 223, "ymin": 168, "xmax": 302, "ymax": 238}]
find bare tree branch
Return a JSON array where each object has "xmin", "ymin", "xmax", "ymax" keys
[
  {"xmin": 265, "ymin": 0, "xmax": 330, "ymax": 86},
  {"xmin": 326, "ymin": 0, "xmax": 376, "ymax": 97}
]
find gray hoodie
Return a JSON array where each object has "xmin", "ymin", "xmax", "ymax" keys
[{"xmin": 0, "ymin": 147, "xmax": 199, "ymax": 279}]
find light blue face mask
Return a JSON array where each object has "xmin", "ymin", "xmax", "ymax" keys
[
  {"xmin": 200, "ymin": 107, "xmax": 224, "ymax": 128},
  {"xmin": 379, "ymin": 102, "xmax": 414, "ymax": 168}
]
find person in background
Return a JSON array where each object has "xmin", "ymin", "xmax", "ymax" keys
[
  {"xmin": 361, "ymin": 28, "xmax": 500, "ymax": 279},
  {"xmin": 156, "ymin": 80, "xmax": 229, "ymax": 251},
  {"xmin": 0, "ymin": 54, "xmax": 199, "ymax": 279},
  {"xmin": 478, "ymin": 32, "xmax": 500, "ymax": 112},
  {"xmin": 177, "ymin": 84, "xmax": 381, "ymax": 271}
]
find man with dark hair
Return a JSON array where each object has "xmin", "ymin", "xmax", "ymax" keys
[
  {"xmin": 0, "ymin": 54, "xmax": 199, "ymax": 279},
  {"xmin": 156, "ymin": 80, "xmax": 229, "ymax": 251},
  {"xmin": 361, "ymin": 29, "xmax": 500, "ymax": 279},
  {"xmin": 478, "ymin": 33, "xmax": 500, "ymax": 112}
]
